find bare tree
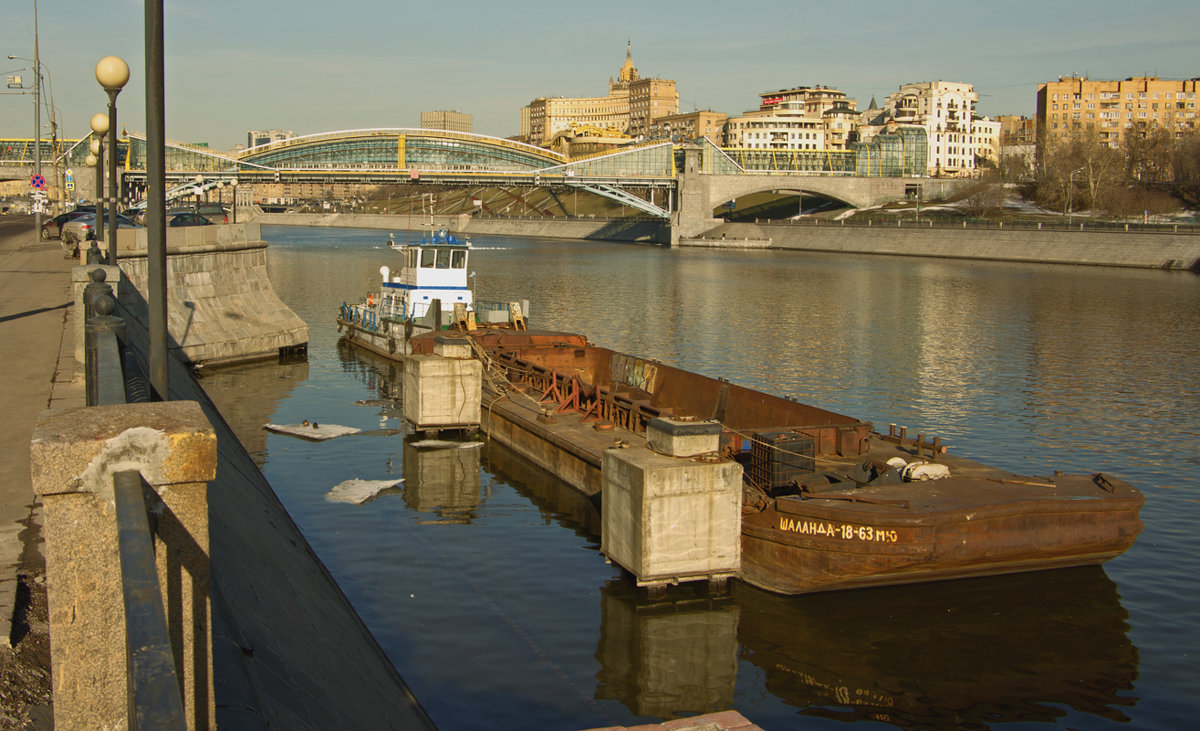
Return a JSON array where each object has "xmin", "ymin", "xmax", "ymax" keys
[{"xmin": 1036, "ymin": 130, "xmax": 1124, "ymax": 215}]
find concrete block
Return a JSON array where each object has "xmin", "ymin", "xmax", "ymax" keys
[
  {"xmin": 433, "ymin": 335, "xmax": 472, "ymax": 359},
  {"xmin": 403, "ymin": 353, "xmax": 482, "ymax": 430},
  {"xmin": 646, "ymin": 417, "xmax": 721, "ymax": 457},
  {"xmin": 601, "ymin": 447, "xmax": 742, "ymax": 586}
]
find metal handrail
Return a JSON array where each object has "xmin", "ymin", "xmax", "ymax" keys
[{"xmin": 112, "ymin": 470, "xmax": 187, "ymax": 730}]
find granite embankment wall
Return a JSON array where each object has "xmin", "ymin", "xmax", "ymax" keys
[
  {"xmin": 252, "ymin": 212, "xmax": 1200, "ymax": 270},
  {"xmin": 694, "ymin": 220, "xmax": 1200, "ymax": 271},
  {"xmin": 119, "ymin": 316, "xmax": 434, "ymax": 728},
  {"xmin": 254, "ymin": 211, "xmax": 669, "ymax": 244},
  {"xmin": 49, "ymin": 225, "xmax": 433, "ymax": 726},
  {"xmin": 84, "ymin": 222, "xmax": 310, "ymax": 366}
]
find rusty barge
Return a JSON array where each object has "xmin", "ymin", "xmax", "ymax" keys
[{"xmin": 338, "ymin": 250, "xmax": 1144, "ymax": 596}]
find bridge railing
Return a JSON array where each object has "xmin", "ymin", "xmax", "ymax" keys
[{"xmin": 31, "ymin": 265, "xmax": 216, "ymax": 729}]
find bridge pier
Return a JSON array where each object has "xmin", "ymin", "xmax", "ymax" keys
[{"xmin": 672, "ymin": 145, "xmax": 722, "ymax": 247}]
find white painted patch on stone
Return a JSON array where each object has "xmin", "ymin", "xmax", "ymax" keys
[{"xmin": 79, "ymin": 426, "xmax": 171, "ymax": 503}]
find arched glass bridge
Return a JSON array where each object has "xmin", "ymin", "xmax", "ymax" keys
[{"xmin": 3, "ymin": 128, "xmax": 927, "ymax": 218}]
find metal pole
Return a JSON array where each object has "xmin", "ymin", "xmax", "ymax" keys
[
  {"xmin": 95, "ymin": 138, "xmax": 105, "ymax": 251},
  {"xmin": 146, "ymin": 0, "xmax": 168, "ymax": 399},
  {"xmin": 32, "ymin": 0, "xmax": 42, "ymax": 241},
  {"xmin": 107, "ymin": 89, "xmax": 119, "ymax": 258}
]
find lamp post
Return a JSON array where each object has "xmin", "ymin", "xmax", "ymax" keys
[
  {"xmin": 193, "ymin": 174, "xmax": 204, "ymax": 212},
  {"xmin": 1068, "ymin": 166, "xmax": 1085, "ymax": 227},
  {"xmin": 84, "ymin": 151, "xmax": 102, "ymax": 262},
  {"xmin": 229, "ymin": 178, "xmax": 238, "ymax": 223},
  {"xmin": 214, "ymin": 180, "xmax": 224, "ymax": 221},
  {"xmin": 89, "ymin": 113, "xmax": 108, "ymax": 254},
  {"xmin": 8, "ymin": 44, "xmax": 43, "ymax": 237},
  {"xmin": 95, "ymin": 56, "xmax": 129, "ymax": 257}
]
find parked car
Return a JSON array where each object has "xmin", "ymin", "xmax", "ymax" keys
[
  {"xmin": 41, "ymin": 208, "xmax": 93, "ymax": 240},
  {"xmin": 195, "ymin": 203, "xmax": 228, "ymax": 224},
  {"xmin": 60, "ymin": 212, "xmax": 142, "ymax": 257},
  {"xmin": 166, "ymin": 211, "xmax": 214, "ymax": 227}
]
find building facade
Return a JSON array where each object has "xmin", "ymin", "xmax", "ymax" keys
[
  {"xmin": 246, "ymin": 129, "xmax": 295, "ymax": 149},
  {"xmin": 972, "ymin": 117, "xmax": 1002, "ymax": 166},
  {"xmin": 647, "ymin": 110, "xmax": 728, "ymax": 142},
  {"xmin": 420, "ymin": 110, "xmax": 473, "ymax": 133},
  {"xmin": 724, "ymin": 85, "xmax": 857, "ymax": 151},
  {"xmin": 1036, "ymin": 76, "xmax": 1199, "ymax": 148},
  {"xmin": 870, "ymin": 81, "xmax": 979, "ymax": 176},
  {"xmin": 521, "ymin": 43, "xmax": 677, "ymax": 147}
]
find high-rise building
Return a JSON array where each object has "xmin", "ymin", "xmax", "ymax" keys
[
  {"xmin": 521, "ymin": 43, "xmax": 677, "ymax": 147},
  {"xmin": 421, "ymin": 110, "xmax": 473, "ymax": 133},
  {"xmin": 1036, "ymin": 76, "xmax": 1199, "ymax": 149},
  {"xmin": 247, "ymin": 129, "xmax": 295, "ymax": 149},
  {"xmin": 867, "ymin": 81, "xmax": 979, "ymax": 176}
]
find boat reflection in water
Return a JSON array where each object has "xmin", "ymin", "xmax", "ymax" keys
[
  {"xmin": 402, "ymin": 436, "xmax": 483, "ymax": 524},
  {"xmin": 734, "ymin": 567, "xmax": 1139, "ymax": 727}
]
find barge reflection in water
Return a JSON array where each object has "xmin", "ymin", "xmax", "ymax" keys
[
  {"xmin": 205, "ymin": 225, "xmax": 1200, "ymax": 730},
  {"xmin": 480, "ymin": 415, "xmax": 1139, "ymax": 727}
]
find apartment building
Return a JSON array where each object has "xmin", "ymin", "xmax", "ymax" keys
[
  {"xmin": 874, "ymin": 81, "xmax": 979, "ymax": 176},
  {"xmin": 420, "ymin": 110, "xmax": 473, "ymax": 133},
  {"xmin": 725, "ymin": 85, "xmax": 857, "ymax": 150},
  {"xmin": 1036, "ymin": 75, "xmax": 1199, "ymax": 148},
  {"xmin": 647, "ymin": 110, "xmax": 728, "ymax": 142},
  {"xmin": 246, "ymin": 129, "xmax": 295, "ymax": 149}
]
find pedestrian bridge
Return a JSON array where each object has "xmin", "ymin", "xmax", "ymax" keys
[{"xmin": 2, "ymin": 127, "xmax": 937, "ymax": 216}]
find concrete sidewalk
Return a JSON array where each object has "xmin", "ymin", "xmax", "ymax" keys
[{"xmin": 0, "ymin": 216, "xmax": 84, "ymax": 646}]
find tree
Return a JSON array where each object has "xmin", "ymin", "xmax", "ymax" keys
[
  {"xmin": 1125, "ymin": 125, "xmax": 1175, "ymax": 184},
  {"xmin": 1035, "ymin": 130, "xmax": 1124, "ymax": 215}
]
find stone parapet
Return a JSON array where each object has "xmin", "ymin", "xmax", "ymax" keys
[
  {"xmin": 98, "ymin": 224, "xmax": 309, "ymax": 367},
  {"xmin": 30, "ymin": 400, "xmax": 217, "ymax": 729}
]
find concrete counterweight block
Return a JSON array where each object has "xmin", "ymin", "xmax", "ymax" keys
[
  {"xmin": 601, "ymin": 446, "xmax": 742, "ymax": 588},
  {"xmin": 645, "ymin": 417, "xmax": 722, "ymax": 457},
  {"xmin": 403, "ymin": 336, "xmax": 482, "ymax": 430}
]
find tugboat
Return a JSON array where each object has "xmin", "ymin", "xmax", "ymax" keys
[{"xmin": 337, "ymin": 228, "xmax": 528, "ymax": 359}]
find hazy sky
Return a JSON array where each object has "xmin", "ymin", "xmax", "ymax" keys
[{"xmin": 2, "ymin": 0, "xmax": 1198, "ymax": 151}]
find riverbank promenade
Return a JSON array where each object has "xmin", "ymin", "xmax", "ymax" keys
[{"xmin": 0, "ymin": 217, "xmax": 80, "ymax": 648}]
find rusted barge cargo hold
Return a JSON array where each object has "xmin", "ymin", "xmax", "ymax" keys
[
  {"xmin": 406, "ymin": 330, "xmax": 1143, "ymax": 595},
  {"xmin": 338, "ymin": 236, "xmax": 1143, "ymax": 595}
]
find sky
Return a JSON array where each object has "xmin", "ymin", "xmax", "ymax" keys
[{"xmin": 2, "ymin": 0, "xmax": 1198, "ymax": 152}]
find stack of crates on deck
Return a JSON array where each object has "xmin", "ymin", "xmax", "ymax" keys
[{"xmin": 749, "ymin": 430, "xmax": 815, "ymax": 494}]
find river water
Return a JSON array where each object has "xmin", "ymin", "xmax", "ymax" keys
[{"xmin": 202, "ymin": 225, "xmax": 1200, "ymax": 730}]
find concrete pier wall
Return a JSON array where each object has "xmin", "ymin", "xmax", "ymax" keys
[
  {"xmin": 90, "ymin": 222, "xmax": 310, "ymax": 366},
  {"xmin": 251, "ymin": 212, "xmax": 1200, "ymax": 270},
  {"xmin": 685, "ymin": 220, "xmax": 1200, "ymax": 271}
]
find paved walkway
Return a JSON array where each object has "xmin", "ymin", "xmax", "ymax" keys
[{"xmin": 0, "ymin": 216, "xmax": 83, "ymax": 646}]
